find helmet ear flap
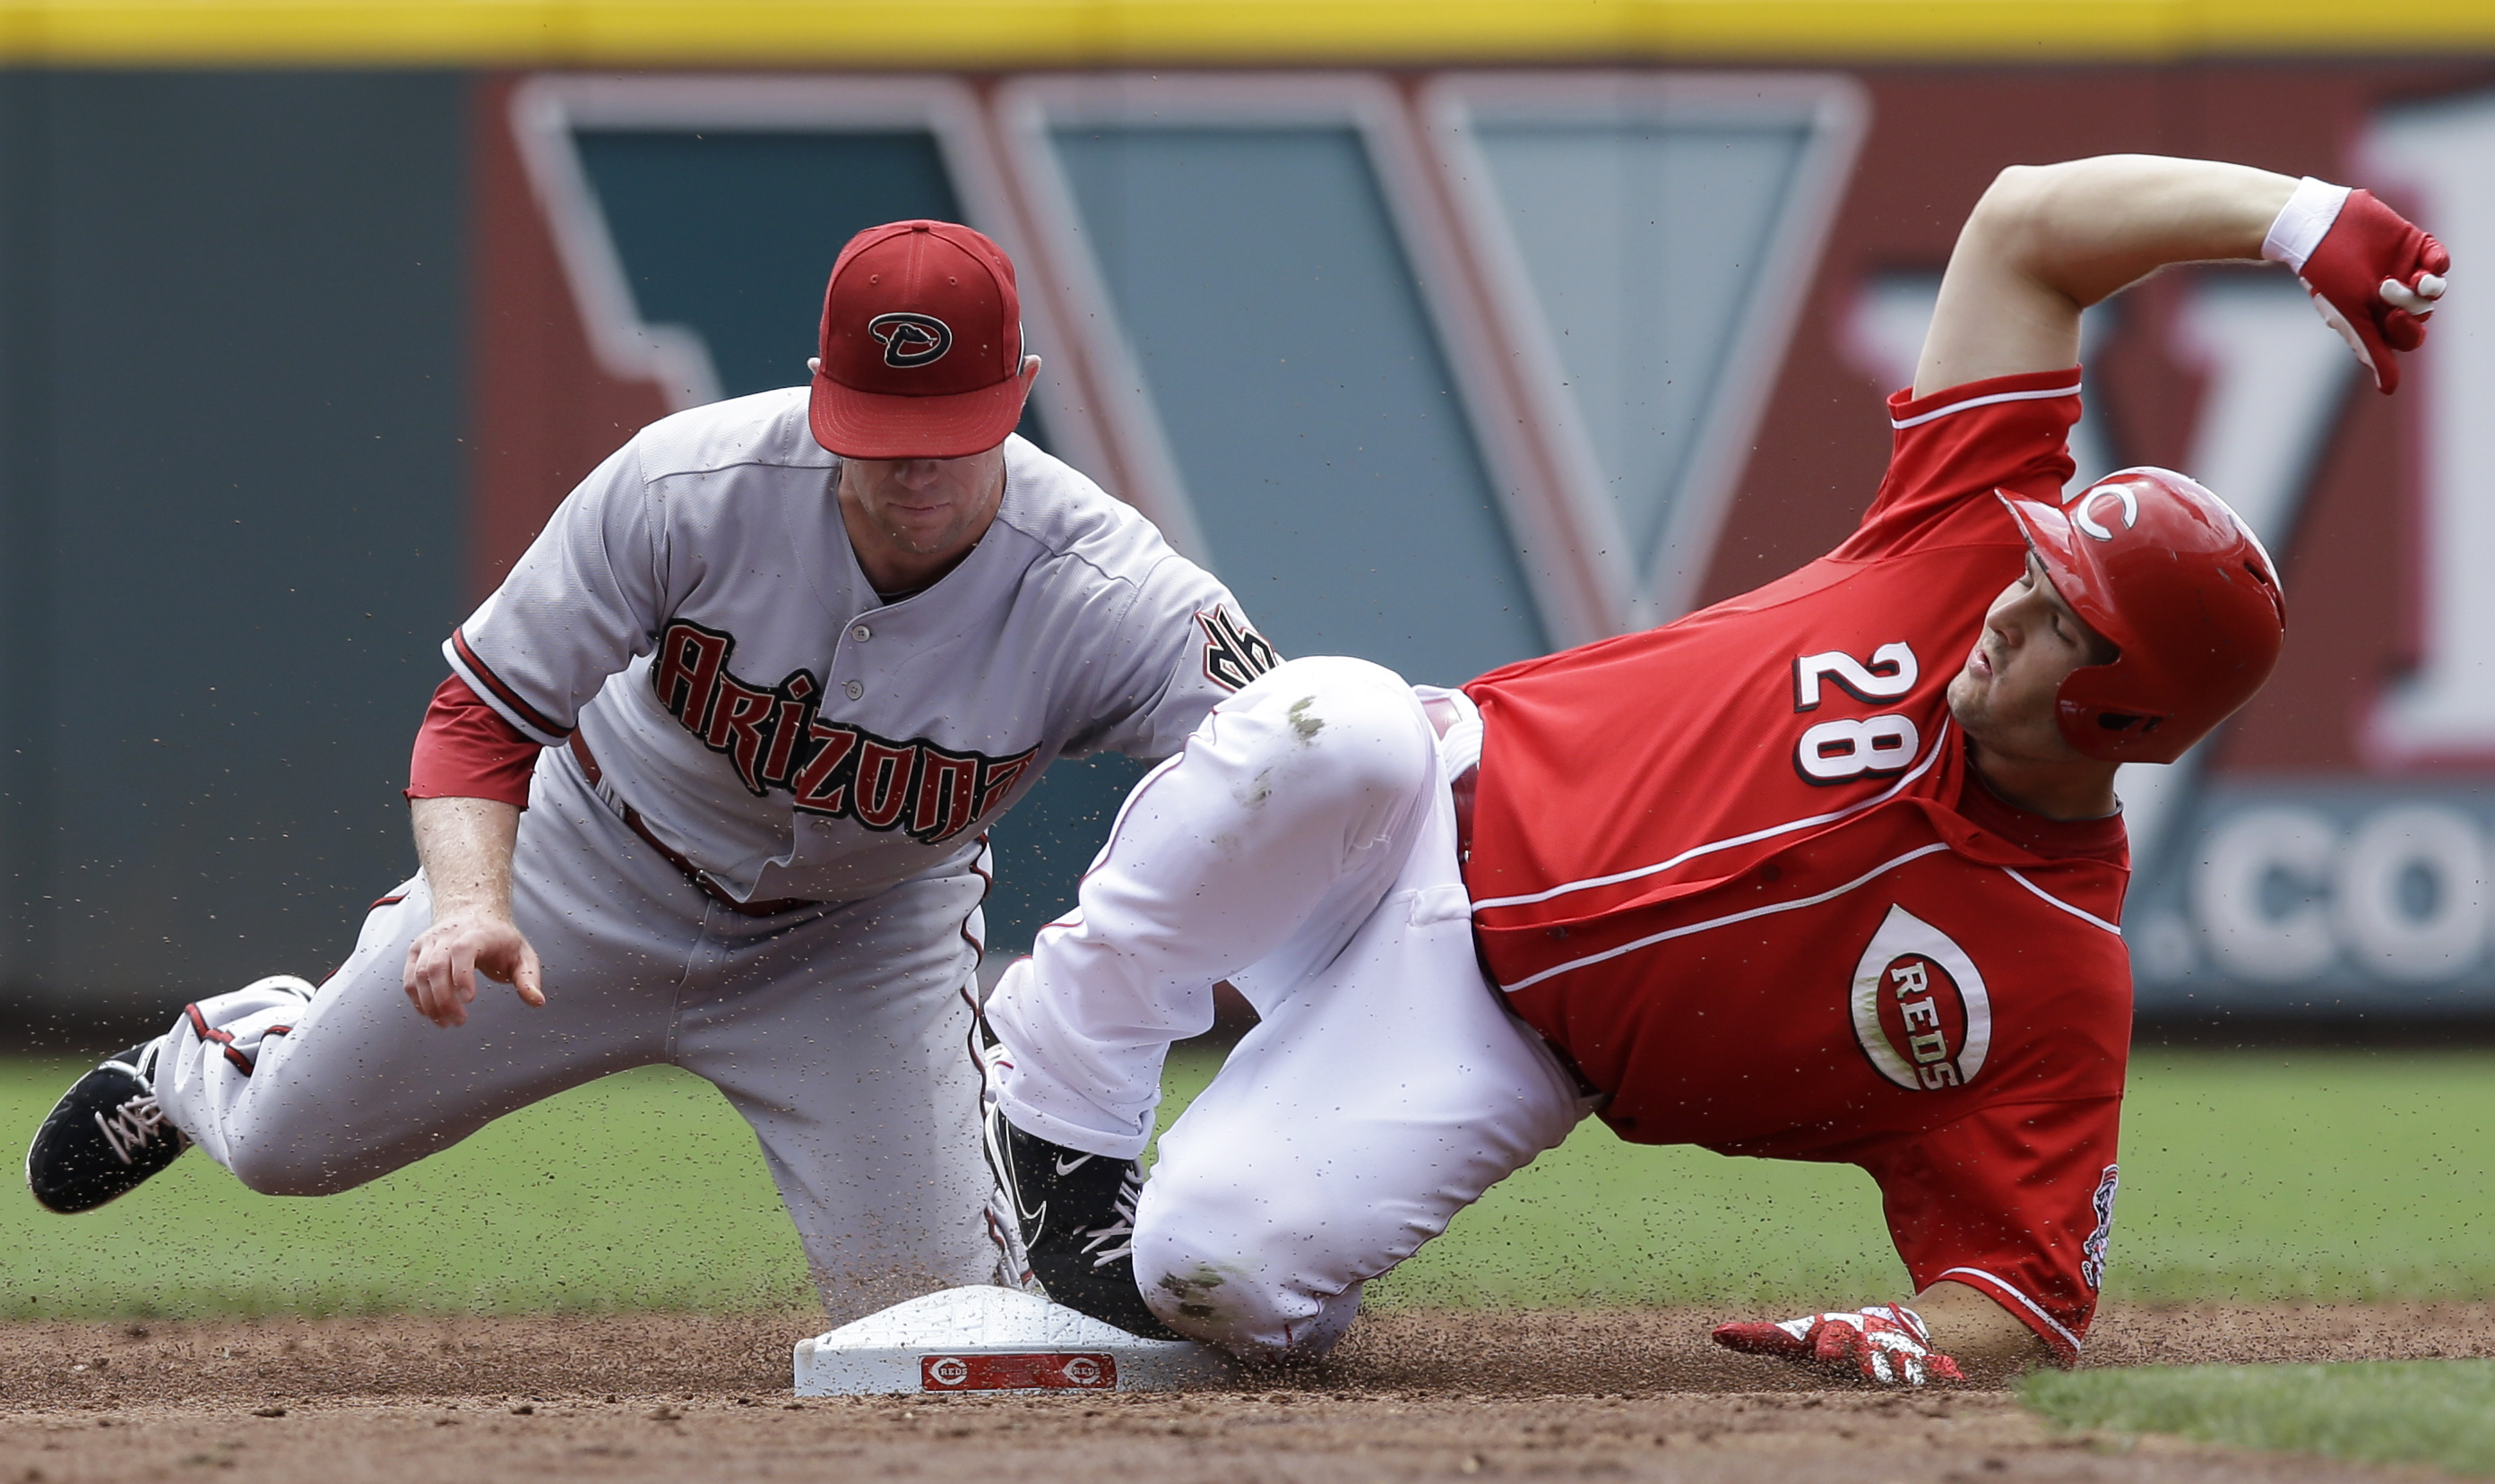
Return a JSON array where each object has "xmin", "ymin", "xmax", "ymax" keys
[{"xmin": 2052, "ymin": 669, "xmax": 2172, "ymax": 761}]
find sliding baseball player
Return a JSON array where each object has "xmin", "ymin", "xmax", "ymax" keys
[{"xmin": 980, "ymin": 156, "xmax": 2446, "ymax": 1381}]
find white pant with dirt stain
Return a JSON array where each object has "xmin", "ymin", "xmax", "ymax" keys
[
  {"xmin": 986, "ymin": 656, "xmax": 1593, "ymax": 1361},
  {"xmin": 152, "ymin": 744, "xmax": 998, "ymax": 1326}
]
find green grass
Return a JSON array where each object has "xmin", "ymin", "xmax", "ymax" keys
[
  {"xmin": 1, "ymin": 1058, "xmax": 815, "ymax": 1319},
  {"xmin": 1372, "ymin": 1046, "xmax": 2495, "ymax": 1310},
  {"xmin": 2023, "ymin": 1361, "xmax": 2495, "ymax": 1478},
  {"xmin": 4, "ymin": 1047, "xmax": 2493, "ymax": 1319}
]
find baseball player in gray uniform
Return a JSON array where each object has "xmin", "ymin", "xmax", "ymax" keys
[{"xmin": 24, "ymin": 219, "xmax": 1276, "ymax": 1324}]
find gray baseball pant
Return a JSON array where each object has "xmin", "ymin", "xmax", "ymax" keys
[{"xmin": 154, "ymin": 746, "xmax": 997, "ymax": 1324}]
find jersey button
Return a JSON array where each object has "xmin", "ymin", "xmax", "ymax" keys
[
  {"xmin": 843, "ymin": 679, "xmax": 864, "ymax": 701},
  {"xmin": 851, "ymin": 624, "xmax": 871, "ymax": 642}
]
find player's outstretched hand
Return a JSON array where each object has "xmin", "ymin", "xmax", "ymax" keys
[
  {"xmin": 2278, "ymin": 185, "xmax": 2449, "ymax": 395},
  {"xmin": 1711, "ymin": 1304, "xmax": 1967, "ymax": 1386},
  {"xmin": 402, "ymin": 906, "xmax": 546, "ymax": 1029}
]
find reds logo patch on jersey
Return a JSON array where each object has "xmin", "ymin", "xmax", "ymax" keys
[{"xmin": 1850, "ymin": 904, "xmax": 1994, "ymax": 1091}]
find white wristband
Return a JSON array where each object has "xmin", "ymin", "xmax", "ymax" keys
[{"xmin": 2262, "ymin": 177, "xmax": 2352, "ymax": 272}]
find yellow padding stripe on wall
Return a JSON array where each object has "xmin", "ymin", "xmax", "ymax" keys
[{"xmin": 0, "ymin": 0, "xmax": 2482, "ymax": 67}]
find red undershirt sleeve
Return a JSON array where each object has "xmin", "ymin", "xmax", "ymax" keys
[{"xmin": 406, "ymin": 674, "xmax": 543, "ymax": 808}]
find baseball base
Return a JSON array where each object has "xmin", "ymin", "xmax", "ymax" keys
[{"xmin": 792, "ymin": 1286, "xmax": 1235, "ymax": 1396}]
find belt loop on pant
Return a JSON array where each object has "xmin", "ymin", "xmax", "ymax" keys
[
  {"xmin": 565, "ymin": 731, "xmax": 820, "ymax": 919},
  {"xmin": 1419, "ymin": 687, "xmax": 1481, "ymax": 872}
]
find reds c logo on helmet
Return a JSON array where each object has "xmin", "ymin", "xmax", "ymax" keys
[
  {"xmin": 868, "ymin": 311, "xmax": 954, "ymax": 368},
  {"xmin": 1999, "ymin": 468, "xmax": 2287, "ymax": 764},
  {"xmin": 2071, "ymin": 483, "xmax": 2139, "ymax": 541}
]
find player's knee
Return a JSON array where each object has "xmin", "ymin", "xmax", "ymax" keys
[
  {"xmin": 1135, "ymin": 1232, "xmax": 1359, "ymax": 1364},
  {"xmin": 1236, "ymin": 656, "xmax": 1434, "ymax": 804},
  {"xmin": 1132, "ymin": 1180, "xmax": 1361, "ymax": 1362},
  {"xmin": 1134, "ymin": 1227, "xmax": 1297, "ymax": 1359}
]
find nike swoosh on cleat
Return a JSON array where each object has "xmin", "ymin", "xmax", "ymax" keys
[
  {"xmin": 998, "ymin": 1161, "xmax": 1046, "ymax": 1228},
  {"xmin": 1054, "ymin": 1153, "xmax": 1093, "ymax": 1176}
]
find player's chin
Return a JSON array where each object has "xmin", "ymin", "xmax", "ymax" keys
[
  {"xmin": 885, "ymin": 512, "xmax": 965, "ymax": 551},
  {"xmin": 1944, "ymin": 673, "xmax": 1989, "ymax": 730}
]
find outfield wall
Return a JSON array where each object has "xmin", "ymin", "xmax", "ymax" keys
[
  {"xmin": 0, "ymin": 73, "xmax": 471, "ymax": 1018},
  {"xmin": 1, "ymin": 45, "xmax": 2491, "ymax": 1022}
]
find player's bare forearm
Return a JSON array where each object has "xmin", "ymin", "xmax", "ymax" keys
[
  {"xmin": 411, "ymin": 796, "xmax": 520, "ymax": 915},
  {"xmin": 1912, "ymin": 1278, "xmax": 2056, "ymax": 1380},
  {"xmin": 1916, "ymin": 155, "xmax": 2296, "ymax": 395},
  {"xmin": 404, "ymin": 796, "xmax": 544, "ymax": 1027}
]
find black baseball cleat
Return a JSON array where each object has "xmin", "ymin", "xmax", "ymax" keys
[
  {"xmin": 983, "ymin": 1098, "xmax": 1179, "ymax": 1341},
  {"xmin": 26, "ymin": 1042, "xmax": 188, "ymax": 1213}
]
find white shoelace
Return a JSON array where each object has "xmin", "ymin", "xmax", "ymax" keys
[
  {"xmin": 93, "ymin": 1092, "xmax": 168, "ymax": 1166},
  {"xmin": 1080, "ymin": 1166, "xmax": 1145, "ymax": 1269}
]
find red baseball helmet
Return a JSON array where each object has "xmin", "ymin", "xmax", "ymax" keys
[{"xmin": 1998, "ymin": 468, "xmax": 2286, "ymax": 764}]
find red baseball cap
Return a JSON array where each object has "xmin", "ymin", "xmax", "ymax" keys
[{"xmin": 809, "ymin": 220, "xmax": 1031, "ymax": 460}]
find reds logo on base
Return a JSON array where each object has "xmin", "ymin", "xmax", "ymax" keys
[
  {"xmin": 919, "ymin": 1351, "xmax": 1117, "ymax": 1391},
  {"xmin": 1849, "ymin": 905, "xmax": 1993, "ymax": 1091}
]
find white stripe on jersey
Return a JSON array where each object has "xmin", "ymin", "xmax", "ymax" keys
[
  {"xmin": 1498, "ymin": 841, "xmax": 1955, "ymax": 994},
  {"xmin": 2004, "ymin": 867, "xmax": 2123, "ymax": 936},
  {"xmin": 1889, "ymin": 380, "xmax": 2082, "ymax": 429},
  {"xmin": 1470, "ymin": 721, "xmax": 1953, "ymax": 913},
  {"xmin": 1934, "ymin": 1265, "xmax": 2085, "ymax": 1356}
]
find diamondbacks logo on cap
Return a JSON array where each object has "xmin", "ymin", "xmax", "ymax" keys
[
  {"xmin": 868, "ymin": 311, "xmax": 954, "ymax": 368},
  {"xmin": 1850, "ymin": 904, "xmax": 1992, "ymax": 1091}
]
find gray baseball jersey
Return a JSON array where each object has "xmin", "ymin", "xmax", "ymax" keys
[{"xmin": 445, "ymin": 386, "xmax": 1275, "ymax": 905}]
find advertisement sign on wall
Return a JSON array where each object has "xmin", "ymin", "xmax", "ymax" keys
[{"xmin": 469, "ymin": 62, "xmax": 2495, "ymax": 1013}]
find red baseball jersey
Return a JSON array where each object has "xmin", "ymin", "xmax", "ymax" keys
[{"xmin": 1463, "ymin": 368, "xmax": 2129, "ymax": 1361}]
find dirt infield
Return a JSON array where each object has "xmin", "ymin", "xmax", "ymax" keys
[{"xmin": 4, "ymin": 1303, "xmax": 2489, "ymax": 1481}]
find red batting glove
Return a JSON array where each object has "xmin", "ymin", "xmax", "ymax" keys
[
  {"xmin": 2267, "ymin": 179, "xmax": 2449, "ymax": 395},
  {"xmin": 1712, "ymin": 1303, "xmax": 1967, "ymax": 1386}
]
